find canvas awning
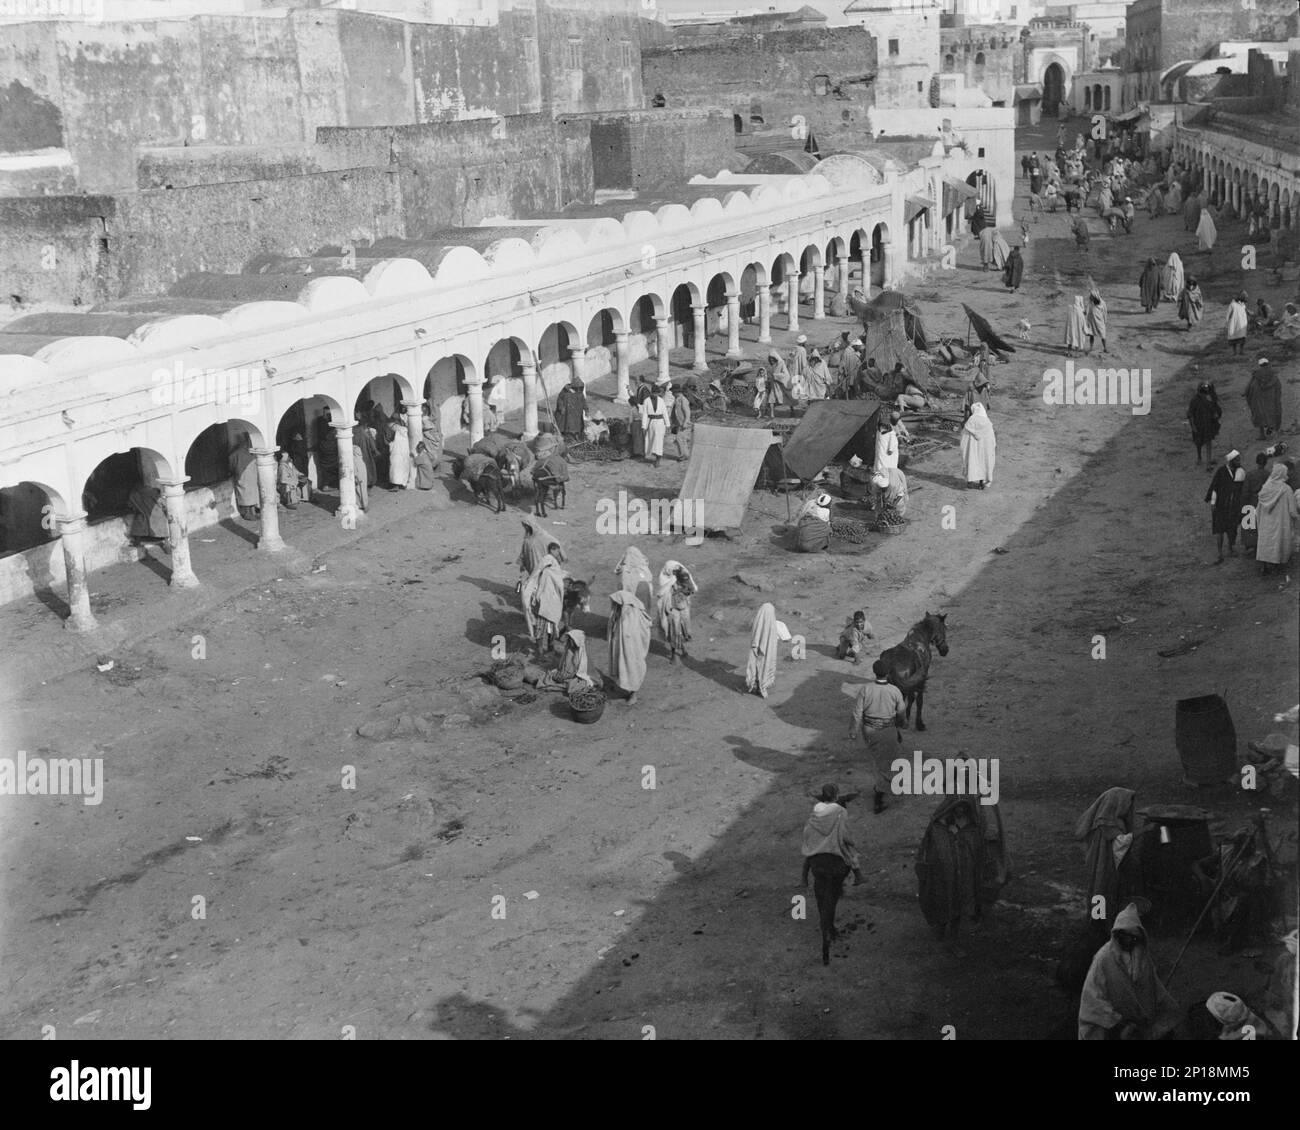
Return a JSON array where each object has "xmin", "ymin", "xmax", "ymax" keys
[
  {"xmin": 781, "ymin": 400, "xmax": 880, "ymax": 482},
  {"xmin": 943, "ymin": 178, "xmax": 979, "ymax": 214},
  {"xmin": 678, "ymin": 423, "xmax": 778, "ymax": 530},
  {"xmin": 1013, "ymin": 84, "xmax": 1043, "ymax": 103},
  {"xmin": 1109, "ymin": 107, "xmax": 1146, "ymax": 124},
  {"xmin": 904, "ymin": 195, "xmax": 934, "ymax": 224}
]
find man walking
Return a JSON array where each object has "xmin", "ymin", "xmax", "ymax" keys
[{"xmin": 849, "ymin": 660, "xmax": 907, "ymax": 814}]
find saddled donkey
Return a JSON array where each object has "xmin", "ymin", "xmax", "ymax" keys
[
  {"xmin": 808, "ymin": 853, "xmax": 850, "ymax": 966},
  {"xmin": 877, "ymin": 611, "xmax": 948, "ymax": 732},
  {"xmin": 531, "ymin": 452, "xmax": 570, "ymax": 518},
  {"xmin": 496, "ymin": 440, "xmax": 534, "ymax": 499},
  {"xmin": 454, "ymin": 453, "xmax": 505, "ymax": 514}
]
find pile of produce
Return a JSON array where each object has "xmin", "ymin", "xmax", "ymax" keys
[
  {"xmin": 830, "ymin": 517, "xmax": 872, "ymax": 544},
  {"xmin": 568, "ymin": 685, "xmax": 607, "ymax": 712}
]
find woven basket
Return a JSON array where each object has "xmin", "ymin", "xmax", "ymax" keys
[{"xmin": 568, "ymin": 687, "xmax": 607, "ymax": 724}]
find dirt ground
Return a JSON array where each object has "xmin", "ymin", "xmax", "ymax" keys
[{"xmin": 1, "ymin": 121, "xmax": 1296, "ymax": 1041}]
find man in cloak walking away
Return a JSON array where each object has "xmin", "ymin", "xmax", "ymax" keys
[
  {"xmin": 1078, "ymin": 902, "xmax": 1181, "ymax": 1041},
  {"xmin": 960, "ymin": 402, "xmax": 996, "ymax": 490},
  {"xmin": 801, "ymin": 784, "xmax": 867, "ymax": 888},
  {"xmin": 1205, "ymin": 450, "xmax": 1245, "ymax": 563},
  {"xmin": 654, "ymin": 560, "xmax": 697, "ymax": 665},
  {"xmin": 1255, "ymin": 462, "xmax": 1300, "ymax": 576},
  {"xmin": 1226, "ymin": 293, "xmax": 1249, "ymax": 356},
  {"xmin": 1064, "ymin": 294, "xmax": 1088, "ymax": 356},
  {"xmin": 745, "ymin": 602, "xmax": 791, "ymax": 700},
  {"xmin": 849, "ymin": 659, "xmax": 906, "ymax": 814},
  {"xmin": 1186, "ymin": 381, "xmax": 1221, "ymax": 466},
  {"xmin": 1076, "ymin": 786, "xmax": 1138, "ymax": 929},
  {"xmin": 607, "ymin": 589, "xmax": 651, "ymax": 705},
  {"xmin": 1177, "ymin": 275, "xmax": 1204, "ymax": 330},
  {"xmin": 1138, "ymin": 257, "xmax": 1161, "ymax": 314},
  {"xmin": 917, "ymin": 796, "xmax": 986, "ymax": 957},
  {"xmin": 1001, "ymin": 244, "xmax": 1024, "ymax": 293},
  {"xmin": 1160, "ymin": 252, "xmax": 1184, "ymax": 302},
  {"xmin": 978, "ymin": 223, "xmax": 997, "ymax": 271},
  {"xmin": 1084, "ymin": 285, "xmax": 1108, "ymax": 354},
  {"xmin": 553, "ymin": 374, "xmax": 586, "ymax": 444},
  {"xmin": 229, "ymin": 433, "xmax": 260, "ymax": 520},
  {"xmin": 1244, "ymin": 358, "xmax": 1282, "ymax": 440}
]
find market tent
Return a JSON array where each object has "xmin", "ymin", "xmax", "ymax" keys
[
  {"xmin": 678, "ymin": 423, "xmax": 778, "ymax": 530},
  {"xmin": 864, "ymin": 289, "xmax": 931, "ymax": 350},
  {"xmin": 861, "ymin": 311, "xmax": 931, "ymax": 383},
  {"xmin": 782, "ymin": 400, "xmax": 879, "ymax": 481},
  {"xmin": 961, "ymin": 302, "xmax": 1017, "ymax": 357}
]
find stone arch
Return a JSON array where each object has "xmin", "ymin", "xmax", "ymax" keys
[
  {"xmin": 425, "ymin": 353, "xmax": 477, "ymax": 407},
  {"xmin": 966, "ymin": 168, "xmax": 996, "ymax": 218},
  {"xmin": 354, "ymin": 374, "xmax": 411, "ymax": 429},
  {"xmin": 586, "ymin": 307, "xmax": 625, "ymax": 350},
  {"xmin": 272, "ymin": 394, "xmax": 345, "ymax": 490},
  {"xmin": 669, "ymin": 282, "xmax": 702, "ymax": 350},
  {"xmin": 651, "ymin": 92, "xmax": 666, "ymax": 109},
  {"xmin": 486, "ymin": 335, "xmax": 534, "ymax": 383},
  {"xmin": 0, "ymin": 479, "xmax": 65, "ymax": 558},
  {"xmin": 183, "ymin": 420, "xmax": 265, "ymax": 496},
  {"xmin": 537, "ymin": 321, "xmax": 583, "ymax": 391},
  {"xmin": 80, "ymin": 446, "xmax": 177, "ymax": 529}
]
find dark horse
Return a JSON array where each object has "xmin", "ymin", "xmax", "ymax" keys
[
  {"xmin": 808, "ymin": 854, "xmax": 850, "ymax": 966},
  {"xmin": 878, "ymin": 611, "xmax": 948, "ymax": 732}
]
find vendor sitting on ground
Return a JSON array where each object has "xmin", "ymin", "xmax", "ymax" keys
[
  {"xmin": 836, "ymin": 611, "xmax": 875, "ymax": 663},
  {"xmin": 794, "ymin": 492, "xmax": 833, "ymax": 552},
  {"xmin": 872, "ymin": 467, "xmax": 909, "ymax": 528},
  {"xmin": 888, "ymin": 363, "xmax": 931, "ymax": 411}
]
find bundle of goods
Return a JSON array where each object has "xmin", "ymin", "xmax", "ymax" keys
[
  {"xmin": 830, "ymin": 517, "xmax": 872, "ymax": 543},
  {"xmin": 874, "ymin": 511, "xmax": 908, "ymax": 536},
  {"xmin": 568, "ymin": 684, "xmax": 607, "ymax": 724},
  {"xmin": 565, "ymin": 440, "xmax": 628, "ymax": 463},
  {"xmin": 488, "ymin": 658, "xmax": 525, "ymax": 690}
]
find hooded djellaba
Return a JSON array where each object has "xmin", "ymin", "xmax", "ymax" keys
[
  {"xmin": 1138, "ymin": 257, "xmax": 1161, "ymax": 313},
  {"xmin": 1002, "ymin": 245, "xmax": 1024, "ymax": 292},
  {"xmin": 1075, "ymin": 786, "xmax": 1140, "ymax": 927},
  {"xmin": 1078, "ymin": 902, "xmax": 1181, "ymax": 1041},
  {"xmin": 1244, "ymin": 359, "xmax": 1282, "ymax": 439},
  {"xmin": 607, "ymin": 589, "xmax": 652, "ymax": 704}
]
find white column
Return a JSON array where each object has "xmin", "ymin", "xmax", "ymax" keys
[
  {"xmin": 757, "ymin": 287, "xmax": 772, "ymax": 344},
  {"xmin": 57, "ymin": 511, "xmax": 98, "ymax": 632},
  {"xmin": 786, "ymin": 273, "xmax": 801, "ymax": 332},
  {"xmin": 883, "ymin": 242, "xmax": 896, "ymax": 289},
  {"xmin": 614, "ymin": 331, "xmax": 631, "ymax": 402},
  {"xmin": 812, "ymin": 264, "xmax": 825, "ymax": 320},
  {"xmin": 724, "ymin": 292, "xmax": 742, "ymax": 358},
  {"xmin": 521, "ymin": 362, "xmax": 540, "ymax": 441},
  {"xmin": 159, "ymin": 479, "xmax": 199, "ymax": 587},
  {"xmin": 571, "ymin": 347, "xmax": 586, "ymax": 388},
  {"xmin": 839, "ymin": 258, "xmax": 851, "ymax": 296},
  {"xmin": 333, "ymin": 423, "xmax": 358, "ymax": 526},
  {"xmin": 691, "ymin": 304, "xmax": 708, "ymax": 372},
  {"xmin": 463, "ymin": 374, "xmax": 486, "ymax": 447},
  {"xmin": 252, "ymin": 448, "xmax": 286, "ymax": 553},
  {"xmin": 656, "ymin": 317, "xmax": 672, "ymax": 384}
]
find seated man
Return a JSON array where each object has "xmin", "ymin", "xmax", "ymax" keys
[
  {"xmin": 888, "ymin": 363, "xmax": 930, "ymax": 411},
  {"xmin": 835, "ymin": 610, "xmax": 874, "ymax": 663},
  {"xmin": 793, "ymin": 492, "xmax": 832, "ymax": 553},
  {"xmin": 1078, "ymin": 902, "xmax": 1181, "ymax": 1040}
]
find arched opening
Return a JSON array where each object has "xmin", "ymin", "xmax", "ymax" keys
[
  {"xmin": 738, "ymin": 263, "xmax": 766, "ymax": 329},
  {"xmin": 705, "ymin": 272, "xmax": 734, "ymax": 343},
  {"xmin": 272, "ymin": 395, "xmax": 342, "ymax": 495},
  {"xmin": 0, "ymin": 481, "xmax": 60, "ymax": 557},
  {"xmin": 974, "ymin": 52, "xmax": 985, "ymax": 68},
  {"xmin": 770, "ymin": 253, "xmax": 797, "ymax": 327},
  {"xmin": 1085, "ymin": 86, "xmax": 1092, "ymax": 111},
  {"xmin": 81, "ymin": 447, "xmax": 176, "ymax": 544},
  {"xmin": 799, "ymin": 245, "xmax": 822, "ymax": 305},
  {"xmin": 424, "ymin": 354, "xmax": 476, "ymax": 440},
  {"xmin": 1042, "ymin": 62, "xmax": 1065, "ymax": 116},
  {"xmin": 869, "ymin": 224, "xmax": 889, "ymax": 289},
  {"xmin": 650, "ymin": 93, "xmax": 666, "ymax": 109},
  {"xmin": 966, "ymin": 169, "xmax": 995, "ymax": 220},
  {"xmin": 669, "ymin": 283, "xmax": 698, "ymax": 350},
  {"xmin": 584, "ymin": 307, "xmax": 624, "ymax": 384},
  {"xmin": 733, "ymin": 113, "xmax": 744, "ymax": 134},
  {"xmin": 537, "ymin": 322, "xmax": 582, "ymax": 407},
  {"xmin": 1103, "ymin": 85, "xmax": 1111, "ymax": 111},
  {"xmin": 943, "ymin": 54, "xmax": 955, "ymax": 72}
]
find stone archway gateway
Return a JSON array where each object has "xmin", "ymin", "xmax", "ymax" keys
[{"xmin": 1042, "ymin": 62, "xmax": 1065, "ymax": 117}]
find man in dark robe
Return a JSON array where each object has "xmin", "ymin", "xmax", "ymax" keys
[
  {"xmin": 916, "ymin": 796, "xmax": 986, "ymax": 957},
  {"xmin": 315, "ymin": 409, "xmax": 339, "ymax": 490},
  {"xmin": 554, "ymin": 376, "xmax": 586, "ymax": 443},
  {"xmin": 352, "ymin": 416, "xmax": 378, "ymax": 488},
  {"xmin": 1138, "ymin": 257, "xmax": 1161, "ymax": 313},
  {"xmin": 1239, "ymin": 451, "xmax": 1271, "ymax": 552},
  {"xmin": 1243, "ymin": 359, "xmax": 1282, "ymax": 440},
  {"xmin": 1185, "ymin": 381, "xmax": 1220, "ymax": 465},
  {"xmin": 1205, "ymin": 450, "xmax": 1245, "ymax": 563},
  {"xmin": 1002, "ymin": 245, "xmax": 1024, "ymax": 293},
  {"xmin": 128, "ymin": 483, "xmax": 169, "ymax": 543}
]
